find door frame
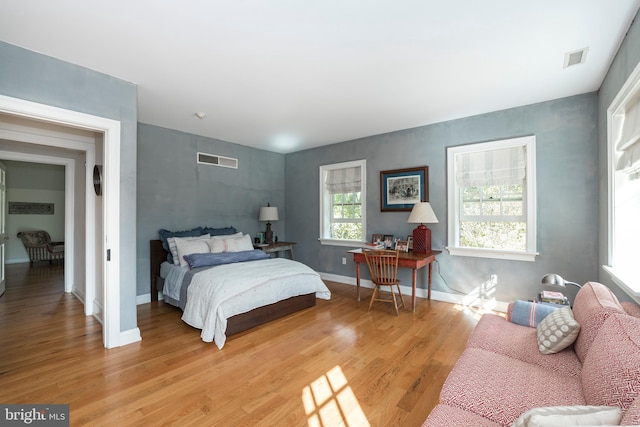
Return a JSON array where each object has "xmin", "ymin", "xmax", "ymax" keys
[{"xmin": 0, "ymin": 95, "xmax": 122, "ymax": 349}]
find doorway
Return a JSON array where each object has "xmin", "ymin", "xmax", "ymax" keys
[{"xmin": 0, "ymin": 94, "xmax": 128, "ymax": 348}]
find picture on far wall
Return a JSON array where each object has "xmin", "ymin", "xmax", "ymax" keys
[
  {"xmin": 8, "ymin": 201, "xmax": 54, "ymax": 215},
  {"xmin": 380, "ymin": 166, "xmax": 428, "ymax": 211}
]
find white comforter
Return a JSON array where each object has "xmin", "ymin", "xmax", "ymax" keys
[{"xmin": 180, "ymin": 257, "xmax": 331, "ymax": 349}]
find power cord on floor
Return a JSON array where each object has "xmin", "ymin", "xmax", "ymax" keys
[{"xmin": 433, "ymin": 259, "xmax": 468, "ymax": 295}]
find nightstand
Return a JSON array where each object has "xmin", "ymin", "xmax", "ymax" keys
[{"xmin": 255, "ymin": 241, "xmax": 296, "ymax": 259}]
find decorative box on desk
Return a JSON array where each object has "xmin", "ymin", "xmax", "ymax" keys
[{"xmin": 255, "ymin": 241, "xmax": 296, "ymax": 259}]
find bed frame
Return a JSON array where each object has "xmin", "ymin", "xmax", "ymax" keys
[{"xmin": 149, "ymin": 239, "xmax": 316, "ymax": 337}]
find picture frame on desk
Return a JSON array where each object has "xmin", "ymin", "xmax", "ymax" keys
[
  {"xmin": 383, "ymin": 234, "xmax": 394, "ymax": 249},
  {"xmin": 406, "ymin": 236, "xmax": 413, "ymax": 250},
  {"xmin": 371, "ymin": 234, "xmax": 383, "ymax": 245},
  {"xmin": 380, "ymin": 166, "xmax": 429, "ymax": 211},
  {"xmin": 396, "ymin": 240, "xmax": 409, "ymax": 252}
]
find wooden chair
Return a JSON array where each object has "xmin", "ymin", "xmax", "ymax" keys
[
  {"xmin": 17, "ymin": 230, "xmax": 65, "ymax": 265},
  {"xmin": 363, "ymin": 249, "xmax": 405, "ymax": 315}
]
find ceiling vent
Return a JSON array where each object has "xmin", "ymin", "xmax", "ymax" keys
[
  {"xmin": 564, "ymin": 47, "xmax": 589, "ymax": 68},
  {"xmin": 197, "ymin": 152, "xmax": 238, "ymax": 169}
]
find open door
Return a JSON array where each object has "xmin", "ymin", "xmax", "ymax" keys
[{"xmin": 0, "ymin": 161, "xmax": 6, "ymax": 297}]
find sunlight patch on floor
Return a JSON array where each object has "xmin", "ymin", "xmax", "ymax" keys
[{"xmin": 302, "ymin": 365, "xmax": 370, "ymax": 427}]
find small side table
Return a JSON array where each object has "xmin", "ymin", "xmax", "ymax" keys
[{"xmin": 255, "ymin": 241, "xmax": 296, "ymax": 259}]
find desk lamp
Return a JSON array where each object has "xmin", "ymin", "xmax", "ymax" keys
[
  {"xmin": 407, "ymin": 202, "xmax": 438, "ymax": 253},
  {"xmin": 541, "ymin": 273, "xmax": 582, "ymax": 289}
]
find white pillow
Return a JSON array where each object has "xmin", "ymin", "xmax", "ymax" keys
[
  {"xmin": 167, "ymin": 234, "xmax": 210, "ymax": 266},
  {"xmin": 174, "ymin": 238, "xmax": 211, "ymax": 267},
  {"xmin": 511, "ymin": 405, "xmax": 622, "ymax": 427},
  {"xmin": 211, "ymin": 232, "xmax": 243, "ymax": 240},
  {"xmin": 207, "ymin": 234, "xmax": 254, "ymax": 253}
]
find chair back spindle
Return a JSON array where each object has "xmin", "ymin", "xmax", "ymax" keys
[{"xmin": 363, "ymin": 249, "xmax": 404, "ymax": 315}]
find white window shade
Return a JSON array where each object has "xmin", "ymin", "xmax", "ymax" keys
[
  {"xmin": 325, "ymin": 166, "xmax": 361, "ymax": 194},
  {"xmin": 616, "ymin": 97, "xmax": 640, "ymax": 175},
  {"xmin": 456, "ymin": 146, "xmax": 526, "ymax": 186}
]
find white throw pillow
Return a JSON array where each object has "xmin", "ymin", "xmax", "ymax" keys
[
  {"xmin": 536, "ymin": 305, "xmax": 581, "ymax": 354},
  {"xmin": 511, "ymin": 405, "xmax": 621, "ymax": 427},
  {"xmin": 207, "ymin": 234, "xmax": 253, "ymax": 253},
  {"xmin": 174, "ymin": 237, "xmax": 211, "ymax": 267},
  {"xmin": 167, "ymin": 234, "xmax": 210, "ymax": 266},
  {"xmin": 211, "ymin": 232, "xmax": 243, "ymax": 240}
]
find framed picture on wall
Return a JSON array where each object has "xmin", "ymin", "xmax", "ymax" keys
[{"xmin": 380, "ymin": 166, "xmax": 429, "ymax": 211}]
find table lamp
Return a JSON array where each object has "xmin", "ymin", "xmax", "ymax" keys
[
  {"xmin": 259, "ymin": 203, "xmax": 279, "ymax": 244},
  {"xmin": 407, "ymin": 202, "xmax": 438, "ymax": 253}
]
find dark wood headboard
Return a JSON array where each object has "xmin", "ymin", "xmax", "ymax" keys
[{"xmin": 150, "ymin": 239, "xmax": 167, "ymax": 301}]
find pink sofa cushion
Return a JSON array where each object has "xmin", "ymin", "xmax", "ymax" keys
[
  {"xmin": 622, "ymin": 301, "xmax": 640, "ymax": 318},
  {"xmin": 582, "ymin": 313, "xmax": 640, "ymax": 413},
  {"xmin": 422, "ymin": 404, "xmax": 500, "ymax": 427},
  {"xmin": 621, "ymin": 395, "xmax": 640, "ymax": 425},
  {"xmin": 466, "ymin": 314, "xmax": 582, "ymax": 377},
  {"xmin": 440, "ymin": 348, "xmax": 584, "ymax": 426},
  {"xmin": 571, "ymin": 281, "xmax": 625, "ymax": 363}
]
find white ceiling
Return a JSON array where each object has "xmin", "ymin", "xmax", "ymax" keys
[{"xmin": 2, "ymin": 1, "xmax": 639, "ymax": 154}]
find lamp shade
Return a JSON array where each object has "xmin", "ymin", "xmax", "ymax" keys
[
  {"xmin": 259, "ymin": 206, "xmax": 279, "ymax": 222},
  {"xmin": 541, "ymin": 273, "xmax": 582, "ymax": 289},
  {"xmin": 407, "ymin": 202, "xmax": 438, "ymax": 224}
]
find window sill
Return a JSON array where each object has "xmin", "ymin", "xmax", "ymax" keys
[
  {"xmin": 602, "ymin": 265, "xmax": 640, "ymax": 299},
  {"xmin": 447, "ymin": 246, "xmax": 538, "ymax": 262},
  {"xmin": 318, "ymin": 238, "xmax": 366, "ymax": 248}
]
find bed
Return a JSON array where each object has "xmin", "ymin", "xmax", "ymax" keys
[{"xmin": 149, "ymin": 233, "xmax": 331, "ymax": 349}]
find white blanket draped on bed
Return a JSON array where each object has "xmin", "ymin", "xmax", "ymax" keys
[{"xmin": 180, "ymin": 257, "xmax": 331, "ymax": 349}]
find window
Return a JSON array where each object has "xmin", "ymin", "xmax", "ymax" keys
[
  {"xmin": 447, "ymin": 136, "xmax": 537, "ymax": 261},
  {"xmin": 605, "ymin": 63, "xmax": 640, "ymax": 297},
  {"xmin": 319, "ymin": 160, "xmax": 366, "ymax": 246}
]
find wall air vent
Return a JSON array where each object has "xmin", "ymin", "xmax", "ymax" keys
[
  {"xmin": 564, "ymin": 47, "xmax": 589, "ymax": 68},
  {"xmin": 197, "ymin": 152, "xmax": 238, "ymax": 169}
]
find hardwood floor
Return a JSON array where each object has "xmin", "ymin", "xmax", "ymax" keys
[{"xmin": 0, "ymin": 263, "xmax": 483, "ymax": 426}]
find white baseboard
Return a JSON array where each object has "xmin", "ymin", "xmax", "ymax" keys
[
  {"xmin": 136, "ymin": 292, "xmax": 163, "ymax": 305},
  {"xmin": 132, "ymin": 272, "xmax": 508, "ymax": 313},
  {"xmin": 319, "ymin": 272, "xmax": 509, "ymax": 313},
  {"xmin": 5, "ymin": 258, "xmax": 30, "ymax": 265},
  {"xmin": 119, "ymin": 327, "xmax": 142, "ymax": 346}
]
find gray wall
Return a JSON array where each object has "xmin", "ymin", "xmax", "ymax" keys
[
  {"xmin": 0, "ymin": 41, "xmax": 139, "ymax": 332},
  {"xmin": 136, "ymin": 123, "xmax": 285, "ymax": 296},
  {"xmin": 285, "ymin": 93, "xmax": 599, "ymax": 303},
  {"xmin": 597, "ymin": 9, "xmax": 640, "ymax": 301}
]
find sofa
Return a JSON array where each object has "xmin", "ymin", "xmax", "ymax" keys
[
  {"xmin": 423, "ymin": 281, "xmax": 640, "ymax": 426},
  {"xmin": 16, "ymin": 230, "xmax": 65, "ymax": 264}
]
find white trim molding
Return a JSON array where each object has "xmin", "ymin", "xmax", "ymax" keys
[
  {"xmin": 0, "ymin": 94, "xmax": 128, "ymax": 349},
  {"xmin": 319, "ymin": 272, "xmax": 509, "ymax": 313}
]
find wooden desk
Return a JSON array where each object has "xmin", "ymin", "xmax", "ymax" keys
[
  {"xmin": 255, "ymin": 241, "xmax": 296, "ymax": 259},
  {"xmin": 348, "ymin": 248, "xmax": 441, "ymax": 312}
]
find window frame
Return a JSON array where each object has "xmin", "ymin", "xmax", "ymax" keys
[
  {"xmin": 447, "ymin": 135, "xmax": 538, "ymax": 261},
  {"xmin": 318, "ymin": 159, "xmax": 367, "ymax": 247},
  {"xmin": 604, "ymin": 61, "xmax": 640, "ymax": 298}
]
